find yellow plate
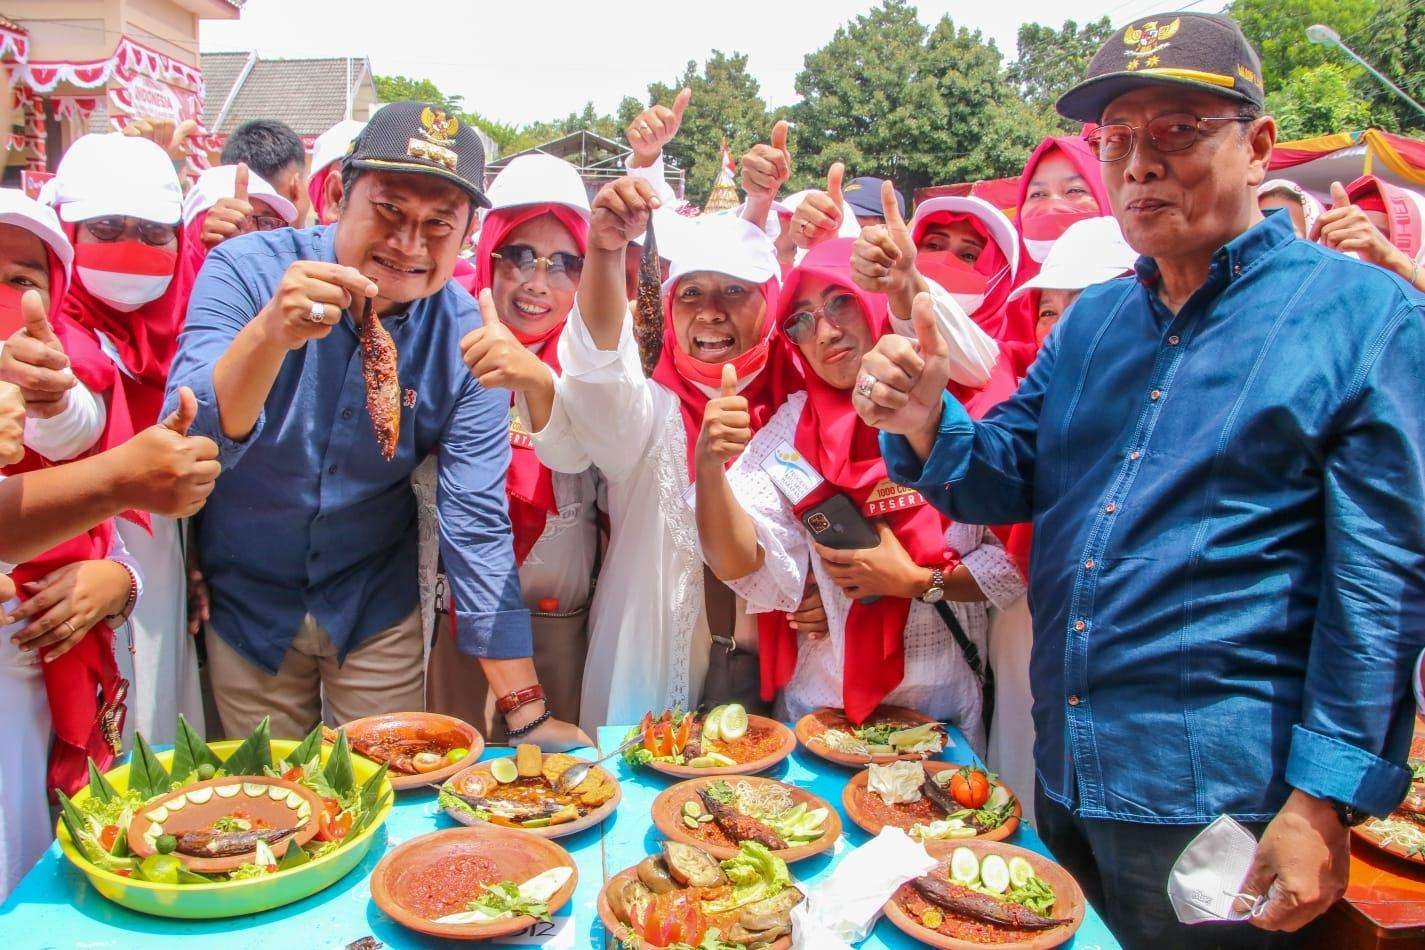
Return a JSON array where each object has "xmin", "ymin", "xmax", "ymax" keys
[{"xmin": 56, "ymin": 738, "xmax": 393, "ymax": 919}]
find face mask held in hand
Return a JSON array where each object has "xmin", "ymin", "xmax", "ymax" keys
[{"xmin": 1167, "ymin": 814, "xmax": 1273, "ymax": 924}]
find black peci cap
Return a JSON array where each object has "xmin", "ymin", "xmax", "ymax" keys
[
  {"xmin": 345, "ymin": 101, "xmax": 491, "ymax": 207},
  {"xmin": 1056, "ymin": 12, "xmax": 1265, "ymax": 124}
]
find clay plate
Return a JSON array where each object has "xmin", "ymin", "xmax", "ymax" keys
[
  {"xmin": 370, "ymin": 825, "xmax": 577, "ymax": 941},
  {"xmin": 652, "ymin": 775, "xmax": 841, "ymax": 863},
  {"xmin": 882, "ymin": 839, "xmax": 1085, "ymax": 950},
  {"xmin": 340, "ymin": 711, "xmax": 483, "ymax": 791},
  {"xmin": 646, "ymin": 715, "xmax": 796, "ymax": 779},
  {"xmin": 598, "ymin": 865, "xmax": 792, "ymax": 950},
  {"xmin": 440, "ymin": 758, "xmax": 621, "ymax": 839},
  {"xmin": 126, "ymin": 776, "xmax": 323, "ymax": 874},
  {"xmin": 795, "ymin": 705, "xmax": 946, "ymax": 768},
  {"xmin": 842, "ymin": 761, "xmax": 1020, "ymax": 842},
  {"xmin": 1353, "ymin": 819, "xmax": 1425, "ymax": 867}
]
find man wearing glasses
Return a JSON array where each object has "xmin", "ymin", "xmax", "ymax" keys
[
  {"xmin": 855, "ymin": 12, "xmax": 1425, "ymax": 944},
  {"xmin": 164, "ymin": 104, "xmax": 591, "ymax": 751}
]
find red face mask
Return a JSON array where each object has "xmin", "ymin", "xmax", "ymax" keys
[
  {"xmin": 917, "ymin": 250, "xmax": 990, "ymax": 314},
  {"xmin": 670, "ymin": 334, "xmax": 770, "ymax": 388},
  {"xmin": 1021, "ymin": 206, "xmax": 1098, "ymax": 263},
  {"xmin": 74, "ymin": 241, "xmax": 177, "ymax": 312},
  {"xmin": 508, "ymin": 320, "xmax": 563, "ymax": 348},
  {"xmin": 0, "ymin": 283, "xmax": 25, "ymax": 339}
]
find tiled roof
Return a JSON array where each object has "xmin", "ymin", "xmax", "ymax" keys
[{"xmin": 200, "ymin": 52, "xmax": 374, "ymax": 137}]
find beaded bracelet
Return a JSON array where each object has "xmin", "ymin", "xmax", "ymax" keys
[
  {"xmin": 103, "ymin": 561, "xmax": 139, "ymax": 626},
  {"xmin": 504, "ymin": 708, "xmax": 551, "ymax": 739}
]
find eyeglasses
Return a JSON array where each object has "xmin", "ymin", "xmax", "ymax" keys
[
  {"xmin": 782, "ymin": 292, "xmax": 860, "ymax": 344},
  {"xmin": 1085, "ymin": 114, "xmax": 1255, "ymax": 163},
  {"xmin": 82, "ymin": 216, "xmax": 178, "ymax": 247},
  {"xmin": 244, "ymin": 214, "xmax": 288, "ymax": 233},
  {"xmin": 492, "ymin": 244, "xmax": 584, "ymax": 289}
]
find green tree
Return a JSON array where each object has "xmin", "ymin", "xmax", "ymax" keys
[
  {"xmin": 1358, "ymin": 0, "xmax": 1425, "ymax": 133},
  {"xmin": 635, "ymin": 51, "xmax": 769, "ymax": 205},
  {"xmin": 373, "ymin": 74, "xmax": 463, "ymax": 112},
  {"xmin": 1227, "ymin": 0, "xmax": 1377, "ymax": 93},
  {"xmin": 1008, "ymin": 17, "xmax": 1114, "ymax": 117},
  {"xmin": 1266, "ymin": 62, "xmax": 1378, "ymax": 138}
]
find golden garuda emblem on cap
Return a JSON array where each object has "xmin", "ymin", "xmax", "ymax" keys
[
  {"xmin": 1124, "ymin": 17, "xmax": 1181, "ymax": 60},
  {"xmin": 408, "ymin": 106, "xmax": 460, "ymax": 170}
]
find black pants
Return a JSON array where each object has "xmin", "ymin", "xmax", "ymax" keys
[{"xmin": 1034, "ymin": 785, "xmax": 1302, "ymax": 950}]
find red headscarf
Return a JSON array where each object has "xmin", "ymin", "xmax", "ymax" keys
[
  {"xmin": 757, "ymin": 239, "xmax": 957, "ymax": 724},
  {"xmin": 912, "ymin": 208, "xmax": 1017, "ymax": 340},
  {"xmin": 998, "ymin": 135, "xmax": 1109, "ymax": 343},
  {"xmin": 60, "ymin": 222, "xmax": 188, "ymax": 430},
  {"xmin": 650, "ymin": 270, "xmax": 800, "ymax": 479},
  {"xmin": 1, "ymin": 221, "xmax": 129, "ymax": 796},
  {"xmin": 459, "ymin": 204, "xmax": 588, "ymax": 564},
  {"xmin": 1344, "ymin": 175, "xmax": 1425, "ymax": 264}
]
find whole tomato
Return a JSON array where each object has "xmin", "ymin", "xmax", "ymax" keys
[{"xmin": 949, "ymin": 766, "xmax": 991, "ymax": 809}]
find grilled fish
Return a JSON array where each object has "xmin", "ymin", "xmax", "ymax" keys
[
  {"xmin": 632, "ymin": 214, "xmax": 664, "ymax": 377},
  {"xmin": 699, "ymin": 788, "xmax": 787, "ymax": 851},
  {"xmin": 175, "ymin": 826, "xmax": 294, "ymax": 858},
  {"xmin": 910, "ymin": 876, "xmax": 1070, "ymax": 931},
  {"xmin": 358, "ymin": 297, "xmax": 401, "ymax": 460}
]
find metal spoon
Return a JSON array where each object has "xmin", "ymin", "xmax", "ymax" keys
[{"xmin": 555, "ymin": 732, "xmax": 645, "ymax": 793}]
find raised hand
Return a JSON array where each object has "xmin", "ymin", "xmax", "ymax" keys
[
  {"xmin": 258, "ymin": 261, "xmax": 378, "ymax": 350},
  {"xmin": 0, "ymin": 290, "xmax": 74, "ymax": 419},
  {"xmin": 627, "ymin": 88, "xmax": 691, "ymax": 168},
  {"xmin": 1311, "ymin": 180, "xmax": 1410, "ymax": 273},
  {"xmin": 123, "ymin": 117, "xmax": 197, "ymax": 162},
  {"xmin": 201, "ymin": 162, "xmax": 255, "ymax": 249},
  {"xmin": 790, "ymin": 162, "xmax": 846, "ymax": 250},
  {"xmin": 588, "ymin": 176, "xmax": 661, "ymax": 252},
  {"xmin": 853, "ymin": 292, "xmax": 950, "ymax": 443},
  {"xmin": 851, "ymin": 180, "xmax": 919, "ymax": 304},
  {"xmin": 696, "ymin": 364, "xmax": 752, "ymax": 467},
  {"xmin": 460, "ymin": 289, "xmax": 551, "ymax": 394},
  {"xmin": 0, "ymin": 382, "xmax": 23, "ymax": 466},
  {"xmin": 109, "ymin": 387, "xmax": 221, "ymax": 518},
  {"xmin": 740, "ymin": 120, "xmax": 792, "ymax": 202}
]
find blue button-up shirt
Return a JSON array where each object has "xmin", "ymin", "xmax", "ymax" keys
[
  {"xmin": 884, "ymin": 212, "xmax": 1425, "ymax": 822},
  {"xmin": 165, "ymin": 225, "xmax": 529, "ymax": 673}
]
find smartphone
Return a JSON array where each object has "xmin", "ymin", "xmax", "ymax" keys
[{"xmin": 802, "ymin": 493, "xmax": 882, "ymax": 605}]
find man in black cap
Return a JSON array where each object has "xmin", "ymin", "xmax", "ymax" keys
[
  {"xmin": 855, "ymin": 12, "xmax": 1425, "ymax": 944},
  {"xmin": 164, "ymin": 102, "xmax": 591, "ymax": 750}
]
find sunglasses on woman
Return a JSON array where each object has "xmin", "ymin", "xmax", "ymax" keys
[
  {"xmin": 782, "ymin": 292, "xmax": 859, "ymax": 344},
  {"xmin": 492, "ymin": 244, "xmax": 585, "ymax": 289},
  {"xmin": 82, "ymin": 216, "xmax": 179, "ymax": 247}
]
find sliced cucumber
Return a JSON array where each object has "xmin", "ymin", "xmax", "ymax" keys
[
  {"xmin": 986, "ymin": 785, "xmax": 1011, "ymax": 811},
  {"xmin": 682, "ymin": 800, "xmax": 703, "ymax": 819},
  {"xmin": 682, "ymin": 815, "xmax": 701, "ymax": 829},
  {"xmin": 687, "ymin": 752, "xmax": 736, "ymax": 768},
  {"xmin": 1008, "ymin": 856, "xmax": 1036, "ymax": 889},
  {"xmin": 949, "ymin": 846, "xmax": 980, "ymax": 885},
  {"xmin": 703, "ymin": 705, "xmax": 726, "ymax": 743},
  {"xmin": 980, "ymin": 854, "xmax": 1010, "ymax": 894},
  {"xmin": 490, "ymin": 758, "xmax": 519, "ymax": 784},
  {"xmin": 717, "ymin": 704, "xmax": 749, "ymax": 741}
]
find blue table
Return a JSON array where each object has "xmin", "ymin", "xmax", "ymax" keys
[{"xmin": 2, "ymin": 727, "xmax": 1122, "ymax": 949}]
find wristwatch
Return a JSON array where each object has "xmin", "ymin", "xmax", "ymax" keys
[
  {"xmin": 920, "ymin": 568, "xmax": 947, "ymax": 604},
  {"xmin": 1329, "ymin": 799, "xmax": 1369, "ymax": 827}
]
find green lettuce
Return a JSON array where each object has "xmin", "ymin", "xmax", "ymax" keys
[{"xmin": 702, "ymin": 841, "xmax": 791, "ymax": 915}]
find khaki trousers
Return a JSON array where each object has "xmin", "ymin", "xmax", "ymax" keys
[
  {"xmin": 204, "ymin": 608, "xmax": 425, "ymax": 739},
  {"xmin": 426, "ymin": 606, "xmax": 588, "ymax": 743}
]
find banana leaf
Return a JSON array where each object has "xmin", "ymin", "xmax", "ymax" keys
[
  {"xmin": 282, "ymin": 723, "xmax": 325, "ymax": 770},
  {"xmin": 86, "ymin": 758, "xmax": 118, "ymax": 803},
  {"xmin": 322, "ymin": 730, "xmax": 355, "ymax": 798},
  {"xmin": 169, "ymin": 714, "xmax": 223, "ymax": 782},
  {"xmin": 222, "ymin": 716, "xmax": 273, "ymax": 777},
  {"xmin": 278, "ymin": 839, "xmax": 310, "ymax": 870},
  {"xmin": 128, "ymin": 734, "xmax": 172, "ymax": 799}
]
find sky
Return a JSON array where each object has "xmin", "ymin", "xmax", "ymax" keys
[{"xmin": 198, "ymin": 0, "xmax": 1225, "ymax": 127}]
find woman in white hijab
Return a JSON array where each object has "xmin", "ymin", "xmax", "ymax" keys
[{"xmin": 1257, "ymin": 179, "xmax": 1324, "ymax": 239}]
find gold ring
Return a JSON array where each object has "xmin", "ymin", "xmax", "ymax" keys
[{"xmin": 62, "ymin": 619, "xmax": 77, "ymax": 637}]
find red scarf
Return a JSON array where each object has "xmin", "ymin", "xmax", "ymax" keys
[
  {"xmin": 651, "ymin": 276, "xmax": 800, "ymax": 478},
  {"xmin": 460, "ymin": 204, "xmax": 588, "ymax": 564},
  {"xmin": 60, "ymin": 224, "xmax": 188, "ymax": 430},
  {"xmin": 757, "ymin": 240, "xmax": 955, "ymax": 724},
  {"xmin": 912, "ymin": 211, "xmax": 1016, "ymax": 339},
  {"xmin": 1345, "ymin": 174, "xmax": 1425, "ymax": 262},
  {"xmin": 998, "ymin": 136, "xmax": 1109, "ymax": 343}
]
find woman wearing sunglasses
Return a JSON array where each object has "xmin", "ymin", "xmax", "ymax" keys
[
  {"xmin": 19, "ymin": 133, "xmax": 201, "ymax": 745},
  {"xmin": 691, "ymin": 239, "xmax": 1022, "ymax": 747},
  {"xmin": 422, "ymin": 154, "xmax": 602, "ymax": 737}
]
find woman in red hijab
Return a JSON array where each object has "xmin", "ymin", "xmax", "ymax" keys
[
  {"xmin": 905, "ymin": 195, "xmax": 1022, "ymax": 342},
  {"xmin": 424, "ymin": 154, "xmax": 602, "ymax": 736},
  {"xmin": 693, "ymin": 239, "xmax": 1024, "ymax": 747}
]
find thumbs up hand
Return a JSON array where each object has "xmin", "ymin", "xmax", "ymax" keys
[
  {"xmin": 459, "ymin": 289, "xmax": 551, "ymax": 395},
  {"xmin": 854, "ymin": 292, "xmax": 950, "ymax": 445},
  {"xmin": 740, "ymin": 120, "xmax": 792, "ymax": 202},
  {"xmin": 0, "ymin": 290, "xmax": 75, "ymax": 419},
  {"xmin": 697, "ymin": 363, "xmax": 752, "ymax": 466},
  {"xmin": 789, "ymin": 162, "xmax": 846, "ymax": 250},
  {"xmin": 627, "ymin": 88, "xmax": 691, "ymax": 168},
  {"xmin": 202, "ymin": 163, "xmax": 257, "ymax": 249},
  {"xmin": 111, "ymin": 387, "xmax": 222, "ymax": 518},
  {"xmin": 1310, "ymin": 179, "xmax": 1410, "ymax": 273},
  {"xmin": 852, "ymin": 179, "xmax": 920, "ymax": 311}
]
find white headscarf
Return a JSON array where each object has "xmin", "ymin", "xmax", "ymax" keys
[{"xmin": 1258, "ymin": 179, "xmax": 1324, "ymax": 237}]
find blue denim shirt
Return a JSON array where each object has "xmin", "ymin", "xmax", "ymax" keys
[
  {"xmin": 883, "ymin": 212, "xmax": 1425, "ymax": 822},
  {"xmin": 164, "ymin": 225, "xmax": 529, "ymax": 673}
]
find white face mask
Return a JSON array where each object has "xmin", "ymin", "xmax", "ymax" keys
[
  {"xmin": 76, "ymin": 268, "xmax": 173, "ymax": 312},
  {"xmin": 1023, "ymin": 237, "xmax": 1056, "ymax": 264},
  {"xmin": 951, "ymin": 291, "xmax": 986, "ymax": 315},
  {"xmin": 1167, "ymin": 815, "xmax": 1269, "ymax": 924}
]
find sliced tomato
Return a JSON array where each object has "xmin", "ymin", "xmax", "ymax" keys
[
  {"xmin": 98, "ymin": 824, "xmax": 120, "ymax": 852},
  {"xmin": 281, "ymin": 765, "xmax": 304, "ymax": 783},
  {"xmin": 672, "ymin": 715, "xmax": 693, "ymax": 755},
  {"xmin": 114, "ymin": 869, "xmax": 132, "ymax": 878},
  {"xmin": 313, "ymin": 800, "xmax": 352, "ymax": 842},
  {"xmin": 653, "ymin": 721, "xmax": 676, "ymax": 758},
  {"xmin": 668, "ymin": 894, "xmax": 705, "ymax": 944}
]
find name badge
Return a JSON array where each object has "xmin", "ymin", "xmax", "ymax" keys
[
  {"xmin": 760, "ymin": 442, "xmax": 824, "ymax": 505},
  {"xmin": 509, "ymin": 407, "xmax": 533, "ymax": 449},
  {"xmin": 862, "ymin": 478, "xmax": 927, "ymax": 518}
]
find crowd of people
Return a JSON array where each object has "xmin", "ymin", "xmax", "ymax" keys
[{"xmin": 1, "ymin": 9, "xmax": 1423, "ymax": 946}]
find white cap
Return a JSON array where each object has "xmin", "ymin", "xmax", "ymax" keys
[
  {"xmin": 910, "ymin": 195, "xmax": 1020, "ymax": 279},
  {"xmin": 47, "ymin": 133, "xmax": 182, "ymax": 225},
  {"xmin": 1008, "ymin": 216, "xmax": 1137, "ymax": 301},
  {"xmin": 310, "ymin": 119, "xmax": 366, "ymax": 180},
  {"xmin": 484, "ymin": 153, "xmax": 591, "ymax": 218},
  {"xmin": 182, "ymin": 164, "xmax": 300, "ymax": 227},
  {"xmin": 0, "ymin": 188, "xmax": 73, "ymax": 280},
  {"xmin": 664, "ymin": 212, "xmax": 780, "ymax": 292}
]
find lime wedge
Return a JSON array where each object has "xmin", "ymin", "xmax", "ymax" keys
[
  {"xmin": 717, "ymin": 704, "xmax": 749, "ymax": 741},
  {"xmin": 1008, "ymin": 855, "xmax": 1035, "ymax": 889},
  {"xmin": 949, "ymin": 846, "xmax": 980, "ymax": 885},
  {"xmin": 490, "ymin": 758, "xmax": 518, "ymax": 784},
  {"xmin": 980, "ymin": 854, "xmax": 1010, "ymax": 894}
]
